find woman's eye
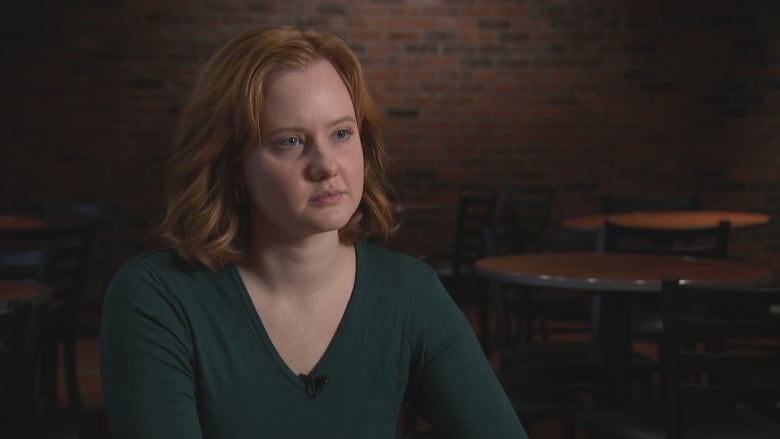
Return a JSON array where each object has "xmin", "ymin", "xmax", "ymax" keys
[
  {"xmin": 278, "ymin": 137, "xmax": 301, "ymax": 148},
  {"xmin": 332, "ymin": 129, "xmax": 352, "ymax": 141}
]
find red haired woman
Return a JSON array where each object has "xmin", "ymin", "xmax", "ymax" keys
[{"xmin": 100, "ymin": 26, "xmax": 527, "ymax": 439}]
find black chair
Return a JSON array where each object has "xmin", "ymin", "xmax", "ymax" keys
[
  {"xmin": 0, "ymin": 300, "xmax": 47, "ymax": 438},
  {"xmin": 0, "ymin": 219, "xmax": 97, "ymax": 410},
  {"xmin": 601, "ymin": 194, "xmax": 700, "ymax": 214},
  {"xmin": 595, "ymin": 218, "xmax": 732, "ymax": 400},
  {"xmin": 491, "ymin": 197, "xmax": 661, "ymax": 402},
  {"xmin": 495, "ymin": 185, "xmax": 554, "ymax": 254},
  {"xmin": 496, "ymin": 368, "xmax": 585, "ymax": 439},
  {"xmin": 596, "ymin": 219, "xmax": 731, "ymax": 259},
  {"xmin": 581, "ymin": 277, "xmax": 780, "ymax": 439},
  {"xmin": 77, "ymin": 406, "xmax": 111, "ymax": 439},
  {"xmin": 499, "ymin": 306, "xmax": 657, "ymax": 408},
  {"xmin": 596, "ymin": 218, "xmax": 731, "ymax": 342},
  {"xmin": 46, "ymin": 202, "xmax": 108, "ymax": 335},
  {"xmin": 444, "ymin": 190, "xmax": 497, "ymax": 279},
  {"xmin": 483, "ymin": 227, "xmax": 586, "ymax": 439},
  {"xmin": 496, "ymin": 185, "xmax": 593, "ymax": 342},
  {"xmin": 430, "ymin": 190, "xmax": 497, "ymax": 351}
]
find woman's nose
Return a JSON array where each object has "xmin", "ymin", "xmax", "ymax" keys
[{"xmin": 307, "ymin": 141, "xmax": 338, "ymax": 181}]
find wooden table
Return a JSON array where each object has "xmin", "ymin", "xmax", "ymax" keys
[
  {"xmin": 0, "ymin": 281, "xmax": 50, "ymax": 309},
  {"xmin": 0, "ymin": 214, "xmax": 47, "ymax": 230},
  {"xmin": 474, "ymin": 252, "xmax": 774, "ymax": 408},
  {"xmin": 561, "ymin": 210, "xmax": 770, "ymax": 231}
]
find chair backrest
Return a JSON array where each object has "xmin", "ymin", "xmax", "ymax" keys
[
  {"xmin": 601, "ymin": 194, "xmax": 699, "ymax": 214},
  {"xmin": 451, "ymin": 190, "xmax": 497, "ymax": 276},
  {"xmin": 77, "ymin": 407, "xmax": 111, "ymax": 439},
  {"xmin": 45, "ymin": 202, "xmax": 105, "ymax": 273},
  {"xmin": 0, "ymin": 247, "xmax": 43, "ymax": 282},
  {"xmin": 496, "ymin": 185, "xmax": 553, "ymax": 254},
  {"xmin": 596, "ymin": 219, "xmax": 731, "ymax": 259},
  {"xmin": 660, "ymin": 278, "xmax": 780, "ymax": 439},
  {"xmin": 0, "ymin": 221, "xmax": 97, "ymax": 318}
]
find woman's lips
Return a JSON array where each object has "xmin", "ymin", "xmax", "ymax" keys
[{"xmin": 310, "ymin": 190, "xmax": 344, "ymax": 205}]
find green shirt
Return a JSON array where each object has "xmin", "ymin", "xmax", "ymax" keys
[{"xmin": 101, "ymin": 242, "xmax": 528, "ymax": 438}]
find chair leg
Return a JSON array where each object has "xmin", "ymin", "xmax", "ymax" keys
[
  {"xmin": 40, "ymin": 339, "xmax": 58, "ymax": 411},
  {"xmin": 64, "ymin": 335, "xmax": 83, "ymax": 410},
  {"xmin": 638, "ymin": 373, "xmax": 653, "ymax": 403},
  {"xmin": 39, "ymin": 334, "xmax": 83, "ymax": 411},
  {"xmin": 512, "ymin": 289, "xmax": 533, "ymax": 344},
  {"xmin": 538, "ymin": 318, "xmax": 550, "ymax": 340}
]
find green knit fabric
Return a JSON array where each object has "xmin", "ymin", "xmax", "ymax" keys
[{"xmin": 101, "ymin": 242, "xmax": 528, "ymax": 438}]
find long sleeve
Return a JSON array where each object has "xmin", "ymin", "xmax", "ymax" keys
[
  {"xmin": 100, "ymin": 257, "xmax": 203, "ymax": 439},
  {"xmin": 406, "ymin": 273, "xmax": 528, "ymax": 438}
]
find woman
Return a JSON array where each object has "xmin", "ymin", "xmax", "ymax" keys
[{"xmin": 100, "ymin": 26, "xmax": 528, "ymax": 438}]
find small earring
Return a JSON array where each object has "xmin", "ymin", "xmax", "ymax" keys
[{"xmin": 235, "ymin": 187, "xmax": 247, "ymax": 205}]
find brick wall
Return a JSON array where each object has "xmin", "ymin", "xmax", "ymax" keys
[{"xmin": 2, "ymin": 0, "xmax": 779, "ymax": 286}]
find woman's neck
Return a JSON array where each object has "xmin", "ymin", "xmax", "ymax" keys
[{"xmin": 238, "ymin": 232, "xmax": 354, "ymax": 299}]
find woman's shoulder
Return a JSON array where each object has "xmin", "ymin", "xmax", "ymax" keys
[
  {"xmin": 115, "ymin": 248, "xmax": 197, "ymax": 276},
  {"xmin": 357, "ymin": 242, "xmax": 437, "ymax": 275},
  {"xmin": 356, "ymin": 242, "xmax": 445, "ymax": 296},
  {"xmin": 106, "ymin": 248, "xmax": 221, "ymax": 301}
]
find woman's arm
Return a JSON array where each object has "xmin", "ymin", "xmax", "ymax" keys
[
  {"xmin": 406, "ymin": 275, "xmax": 528, "ymax": 439},
  {"xmin": 100, "ymin": 259, "xmax": 203, "ymax": 439}
]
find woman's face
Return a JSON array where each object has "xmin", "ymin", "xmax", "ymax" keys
[{"xmin": 242, "ymin": 59, "xmax": 364, "ymax": 243}]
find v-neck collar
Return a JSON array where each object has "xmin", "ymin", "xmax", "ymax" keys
[{"xmin": 230, "ymin": 243, "xmax": 364, "ymax": 388}]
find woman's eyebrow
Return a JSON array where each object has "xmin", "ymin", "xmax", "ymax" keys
[
  {"xmin": 263, "ymin": 116, "xmax": 357, "ymax": 138},
  {"xmin": 326, "ymin": 115, "xmax": 358, "ymax": 128},
  {"xmin": 262, "ymin": 126, "xmax": 304, "ymax": 139}
]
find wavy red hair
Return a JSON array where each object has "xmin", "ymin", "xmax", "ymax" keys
[{"xmin": 159, "ymin": 26, "xmax": 395, "ymax": 270}]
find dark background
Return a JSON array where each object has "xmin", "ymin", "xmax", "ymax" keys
[{"xmin": 2, "ymin": 0, "xmax": 779, "ymax": 293}]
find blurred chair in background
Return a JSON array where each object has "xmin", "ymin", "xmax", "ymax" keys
[
  {"xmin": 45, "ymin": 202, "xmax": 108, "ymax": 338},
  {"xmin": 595, "ymin": 218, "xmax": 732, "ymax": 401},
  {"xmin": 492, "ymin": 223, "xmax": 664, "ymax": 408},
  {"xmin": 496, "ymin": 185, "xmax": 593, "ymax": 343},
  {"xmin": 428, "ymin": 190, "xmax": 497, "ymax": 352},
  {"xmin": 0, "ymin": 208, "xmax": 99, "ymax": 411},
  {"xmin": 482, "ymin": 226, "xmax": 586, "ymax": 439},
  {"xmin": 582, "ymin": 277, "xmax": 780, "ymax": 439},
  {"xmin": 596, "ymin": 219, "xmax": 730, "ymax": 259},
  {"xmin": 495, "ymin": 185, "xmax": 554, "ymax": 255},
  {"xmin": 596, "ymin": 218, "xmax": 731, "ymax": 336},
  {"xmin": 601, "ymin": 194, "xmax": 700, "ymax": 214},
  {"xmin": 0, "ymin": 300, "xmax": 48, "ymax": 437}
]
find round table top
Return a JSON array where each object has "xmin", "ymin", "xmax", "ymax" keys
[
  {"xmin": 0, "ymin": 281, "xmax": 50, "ymax": 308},
  {"xmin": 0, "ymin": 214, "xmax": 47, "ymax": 230},
  {"xmin": 561, "ymin": 210, "xmax": 770, "ymax": 231},
  {"xmin": 475, "ymin": 252, "xmax": 773, "ymax": 292}
]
